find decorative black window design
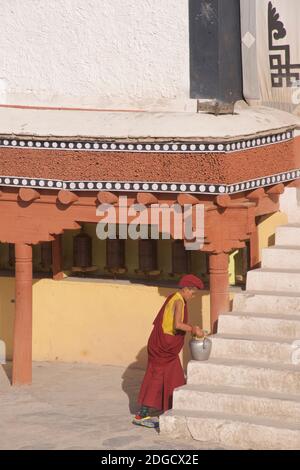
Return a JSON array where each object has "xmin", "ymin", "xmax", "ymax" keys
[{"xmin": 268, "ymin": 1, "xmax": 300, "ymax": 88}]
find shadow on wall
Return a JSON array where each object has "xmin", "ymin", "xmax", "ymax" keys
[
  {"xmin": 259, "ymin": 213, "xmax": 280, "ymax": 249},
  {"xmin": 268, "ymin": 233, "xmax": 276, "ymax": 247},
  {"xmin": 0, "ymin": 277, "xmax": 15, "ymax": 361}
]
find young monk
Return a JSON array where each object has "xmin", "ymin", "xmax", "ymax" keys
[{"xmin": 133, "ymin": 274, "xmax": 204, "ymax": 428}]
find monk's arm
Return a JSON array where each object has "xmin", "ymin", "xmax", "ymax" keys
[
  {"xmin": 173, "ymin": 300, "xmax": 204, "ymax": 336},
  {"xmin": 173, "ymin": 300, "xmax": 193, "ymax": 333}
]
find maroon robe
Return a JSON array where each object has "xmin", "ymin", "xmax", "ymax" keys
[{"xmin": 138, "ymin": 294, "xmax": 188, "ymax": 412}]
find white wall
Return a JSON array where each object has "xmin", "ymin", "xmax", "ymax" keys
[{"xmin": 0, "ymin": 0, "xmax": 191, "ymax": 111}]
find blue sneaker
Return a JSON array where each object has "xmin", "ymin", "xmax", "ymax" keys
[{"xmin": 132, "ymin": 415, "xmax": 159, "ymax": 428}]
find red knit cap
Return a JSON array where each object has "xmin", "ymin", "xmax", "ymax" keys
[{"xmin": 178, "ymin": 274, "xmax": 204, "ymax": 290}]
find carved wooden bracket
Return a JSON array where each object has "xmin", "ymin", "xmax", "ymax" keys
[
  {"xmin": 137, "ymin": 192, "xmax": 158, "ymax": 205},
  {"xmin": 246, "ymin": 188, "xmax": 265, "ymax": 201},
  {"xmin": 57, "ymin": 190, "xmax": 79, "ymax": 205},
  {"xmin": 215, "ymin": 194, "xmax": 231, "ymax": 208},
  {"xmin": 216, "ymin": 194, "xmax": 256, "ymax": 209},
  {"xmin": 287, "ymin": 180, "xmax": 300, "ymax": 188},
  {"xmin": 97, "ymin": 191, "xmax": 118, "ymax": 205},
  {"xmin": 266, "ymin": 183, "xmax": 285, "ymax": 195},
  {"xmin": 18, "ymin": 188, "xmax": 40, "ymax": 203},
  {"xmin": 177, "ymin": 194, "xmax": 200, "ymax": 206}
]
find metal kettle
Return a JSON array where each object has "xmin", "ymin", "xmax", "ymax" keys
[{"xmin": 189, "ymin": 334, "xmax": 212, "ymax": 361}]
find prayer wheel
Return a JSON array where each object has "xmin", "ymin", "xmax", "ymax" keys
[
  {"xmin": 172, "ymin": 240, "xmax": 190, "ymax": 274},
  {"xmin": 106, "ymin": 239, "xmax": 125, "ymax": 269},
  {"xmin": 138, "ymin": 239, "xmax": 157, "ymax": 272},
  {"xmin": 73, "ymin": 230, "xmax": 92, "ymax": 268}
]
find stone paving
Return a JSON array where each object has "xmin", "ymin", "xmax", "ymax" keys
[{"xmin": 0, "ymin": 362, "xmax": 223, "ymax": 450}]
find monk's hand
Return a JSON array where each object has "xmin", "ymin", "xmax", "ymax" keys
[{"xmin": 191, "ymin": 326, "xmax": 205, "ymax": 338}]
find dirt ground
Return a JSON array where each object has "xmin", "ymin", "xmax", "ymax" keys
[{"xmin": 0, "ymin": 361, "xmax": 222, "ymax": 450}]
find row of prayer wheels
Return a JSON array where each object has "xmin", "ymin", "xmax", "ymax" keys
[
  {"xmin": 7, "ymin": 229, "xmax": 192, "ymax": 274},
  {"xmin": 73, "ymin": 231, "xmax": 191, "ymax": 273}
]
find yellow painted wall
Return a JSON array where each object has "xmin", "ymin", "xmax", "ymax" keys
[
  {"xmin": 229, "ymin": 250, "xmax": 238, "ymax": 285},
  {"xmin": 0, "ymin": 278, "xmax": 15, "ymax": 360},
  {"xmin": 0, "ymin": 277, "xmax": 215, "ymax": 369},
  {"xmin": 257, "ymin": 211, "xmax": 288, "ymax": 255}
]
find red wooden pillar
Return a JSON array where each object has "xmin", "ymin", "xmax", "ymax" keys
[
  {"xmin": 12, "ymin": 243, "xmax": 33, "ymax": 385},
  {"xmin": 250, "ymin": 226, "xmax": 260, "ymax": 269},
  {"xmin": 52, "ymin": 234, "xmax": 64, "ymax": 280},
  {"xmin": 209, "ymin": 252, "xmax": 230, "ymax": 333}
]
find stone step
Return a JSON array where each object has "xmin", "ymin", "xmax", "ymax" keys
[
  {"xmin": 262, "ymin": 246, "xmax": 300, "ymax": 269},
  {"xmin": 172, "ymin": 384, "xmax": 300, "ymax": 425},
  {"xmin": 218, "ymin": 312, "xmax": 300, "ymax": 340},
  {"xmin": 276, "ymin": 224, "xmax": 300, "ymax": 246},
  {"xmin": 187, "ymin": 358, "xmax": 300, "ymax": 395},
  {"xmin": 210, "ymin": 334, "xmax": 297, "ymax": 364},
  {"xmin": 246, "ymin": 268, "xmax": 300, "ymax": 293},
  {"xmin": 279, "ymin": 188, "xmax": 300, "ymax": 224},
  {"xmin": 159, "ymin": 409, "xmax": 300, "ymax": 450},
  {"xmin": 233, "ymin": 290, "xmax": 300, "ymax": 315}
]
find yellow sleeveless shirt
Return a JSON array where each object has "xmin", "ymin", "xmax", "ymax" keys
[{"xmin": 162, "ymin": 292, "xmax": 185, "ymax": 336}]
